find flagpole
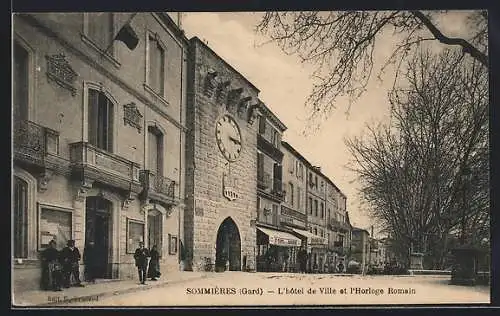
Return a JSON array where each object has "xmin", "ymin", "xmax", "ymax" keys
[{"xmin": 103, "ymin": 12, "xmax": 139, "ymax": 55}]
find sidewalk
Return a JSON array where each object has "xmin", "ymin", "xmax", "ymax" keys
[{"xmin": 13, "ymin": 271, "xmax": 209, "ymax": 307}]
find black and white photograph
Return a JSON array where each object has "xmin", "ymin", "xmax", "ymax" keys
[{"xmin": 11, "ymin": 10, "xmax": 491, "ymax": 307}]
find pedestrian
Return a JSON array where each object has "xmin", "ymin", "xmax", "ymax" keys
[
  {"xmin": 134, "ymin": 241, "xmax": 150, "ymax": 285},
  {"xmin": 60, "ymin": 239, "xmax": 84, "ymax": 287},
  {"xmin": 40, "ymin": 240, "xmax": 63, "ymax": 291},
  {"xmin": 83, "ymin": 241, "xmax": 98, "ymax": 283},
  {"xmin": 147, "ymin": 244, "xmax": 161, "ymax": 281}
]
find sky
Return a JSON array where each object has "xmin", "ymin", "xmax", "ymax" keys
[{"xmin": 179, "ymin": 11, "xmax": 475, "ymax": 236}]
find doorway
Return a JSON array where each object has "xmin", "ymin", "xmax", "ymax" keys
[
  {"xmin": 148, "ymin": 208, "xmax": 163, "ymax": 254},
  {"xmin": 85, "ymin": 196, "xmax": 112, "ymax": 278},
  {"xmin": 215, "ymin": 217, "xmax": 241, "ymax": 271}
]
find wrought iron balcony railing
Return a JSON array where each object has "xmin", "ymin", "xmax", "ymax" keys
[{"xmin": 139, "ymin": 170, "xmax": 176, "ymax": 202}]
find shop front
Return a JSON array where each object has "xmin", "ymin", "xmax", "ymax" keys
[
  {"xmin": 291, "ymin": 228, "xmax": 328, "ymax": 273},
  {"xmin": 256, "ymin": 226, "xmax": 302, "ymax": 272}
]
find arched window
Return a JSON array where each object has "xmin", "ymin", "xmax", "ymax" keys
[
  {"xmin": 88, "ymin": 88, "xmax": 114, "ymax": 151},
  {"xmin": 13, "ymin": 176, "xmax": 28, "ymax": 258}
]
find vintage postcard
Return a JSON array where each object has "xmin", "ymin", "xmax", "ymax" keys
[{"xmin": 11, "ymin": 11, "xmax": 490, "ymax": 307}]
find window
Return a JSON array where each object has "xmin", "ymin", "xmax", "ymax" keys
[
  {"xmin": 308, "ymin": 197, "xmax": 313, "ymax": 215},
  {"xmin": 315, "ymin": 176, "xmax": 318, "ymax": 189},
  {"xmin": 320, "ymin": 203, "xmax": 324, "ymax": 218},
  {"xmin": 314, "ymin": 228, "xmax": 317, "ymax": 235},
  {"xmin": 273, "ymin": 162, "xmax": 282, "ymax": 192},
  {"xmin": 314, "ymin": 200, "xmax": 318, "ymax": 217},
  {"xmin": 259, "ymin": 116, "xmax": 266, "ymax": 134},
  {"xmin": 88, "ymin": 88, "xmax": 114, "ymax": 151},
  {"xmin": 272, "ymin": 204, "xmax": 279, "ymax": 225},
  {"xmin": 257, "ymin": 152, "xmax": 264, "ymax": 181},
  {"xmin": 13, "ymin": 41, "xmax": 29, "ymax": 121},
  {"xmin": 297, "ymin": 187, "xmax": 301, "ymax": 210},
  {"xmin": 39, "ymin": 205, "xmax": 72, "ymax": 251},
  {"xmin": 14, "ymin": 177, "xmax": 28, "ymax": 258},
  {"xmin": 289, "ymin": 183, "xmax": 294, "ymax": 206},
  {"xmin": 127, "ymin": 219, "xmax": 144, "ymax": 254},
  {"xmin": 271, "ymin": 129, "xmax": 279, "ymax": 147},
  {"xmin": 148, "ymin": 35, "xmax": 165, "ymax": 96},
  {"xmin": 148, "ymin": 126, "xmax": 163, "ymax": 176},
  {"xmin": 328, "ymin": 209, "xmax": 331, "ymax": 222},
  {"xmin": 86, "ymin": 13, "xmax": 113, "ymax": 50}
]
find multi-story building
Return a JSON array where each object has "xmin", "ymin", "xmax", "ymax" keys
[
  {"xmin": 304, "ymin": 166, "xmax": 328, "ymax": 272},
  {"xmin": 13, "ymin": 12, "xmax": 187, "ymax": 291},
  {"xmin": 351, "ymin": 227, "xmax": 371, "ymax": 273},
  {"xmin": 281, "ymin": 141, "xmax": 308, "ymax": 271},
  {"xmin": 255, "ymin": 102, "xmax": 303, "ymax": 272},
  {"xmin": 184, "ymin": 37, "xmax": 262, "ymax": 272},
  {"xmin": 325, "ymin": 179, "xmax": 350, "ymax": 272}
]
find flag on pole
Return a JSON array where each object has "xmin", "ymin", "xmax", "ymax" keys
[{"xmin": 114, "ymin": 21, "xmax": 139, "ymax": 50}]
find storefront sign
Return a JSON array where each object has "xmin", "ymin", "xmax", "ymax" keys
[
  {"xmin": 280, "ymin": 215, "xmax": 306, "ymax": 227},
  {"xmin": 269, "ymin": 236, "xmax": 301, "ymax": 247}
]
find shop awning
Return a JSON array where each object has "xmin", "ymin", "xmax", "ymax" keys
[
  {"xmin": 291, "ymin": 228, "xmax": 328, "ymax": 246},
  {"xmin": 257, "ymin": 227, "xmax": 302, "ymax": 247}
]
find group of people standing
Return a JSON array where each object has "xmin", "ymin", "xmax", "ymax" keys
[
  {"xmin": 41, "ymin": 239, "xmax": 162, "ymax": 291},
  {"xmin": 134, "ymin": 242, "xmax": 161, "ymax": 285},
  {"xmin": 40, "ymin": 239, "xmax": 84, "ymax": 291}
]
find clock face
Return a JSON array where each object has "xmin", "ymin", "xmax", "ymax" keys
[{"xmin": 216, "ymin": 115, "xmax": 242, "ymax": 162}]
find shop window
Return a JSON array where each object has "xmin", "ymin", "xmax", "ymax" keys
[
  {"xmin": 88, "ymin": 88, "xmax": 114, "ymax": 151},
  {"xmin": 39, "ymin": 205, "xmax": 72, "ymax": 251},
  {"xmin": 14, "ymin": 176, "xmax": 28, "ymax": 258},
  {"xmin": 127, "ymin": 218, "xmax": 144, "ymax": 254}
]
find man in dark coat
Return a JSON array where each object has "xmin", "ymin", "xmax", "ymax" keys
[
  {"xmin": 83, "ymin": 241, "xmax": 98, "ymax": 283},
  {"xmin": 40, "ymin": 240, "xmax": 63, "ymax": 291},
  {"xmin": 134, "ymin": 241, "xmax": 150, "ymax": 284},
  {"xmin": 60, "ymin": 239, "xmax": 84, "ymax": 287}
]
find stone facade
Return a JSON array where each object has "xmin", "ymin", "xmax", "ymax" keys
[
  {"xmin": 184, "ymin": 37, "xmax": 260, "ymax": 272},
  {"xmin": 13, "ymin": 12, "xmax": 187, "ymax": 291}
]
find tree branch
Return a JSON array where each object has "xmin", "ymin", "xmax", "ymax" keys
[{"xmin": 410, "ymin": 11, "xmax": 488, "ymax": 67}]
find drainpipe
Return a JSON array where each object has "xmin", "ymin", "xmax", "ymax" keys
[{"xmin": 177, "ymin": 43, "xmax": 185, "ymax": 271}]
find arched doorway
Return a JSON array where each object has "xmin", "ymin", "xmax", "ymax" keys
[
  {"xmin": 215, "ymin": 217, "xmax": 241, "ymax": 271},
  {"xmin": 85, "ymin": 196, "xmax": 112, "ymax": 278}
]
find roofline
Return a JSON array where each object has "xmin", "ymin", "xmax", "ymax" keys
[
  {"xmin": 157, "ymin": 13, "xmax": 190, "ymax": 45},
  {"xmin": 189, "ymin": 36, "xmax": 260, "ymax": 93},
  {"xmin": 258, "ymin": 100, "xmax": 287, "ymax": 132},
  {"xmin": 281, "ymin": 141, "xmax": 346, "ymax": 198}
]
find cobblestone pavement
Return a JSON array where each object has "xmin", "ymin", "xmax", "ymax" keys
[{"xmin": 63, "ymin": 272, "xmax": 490, "ymax": 306}]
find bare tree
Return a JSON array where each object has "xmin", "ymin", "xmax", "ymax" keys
[
  {"xmin": 345, "ymin": 49, "xmax": 488, "ymax": 268},
  {"xmin": 255, "ymin": 11, "xmax": 488, "ymax": 127}
]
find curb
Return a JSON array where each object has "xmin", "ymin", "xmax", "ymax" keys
[{"xmin": 35, "ymin": 274, "xmax": 209, "ymax": 307}]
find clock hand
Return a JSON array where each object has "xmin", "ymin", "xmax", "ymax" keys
[{"xmin": 229, "ymin": 136, "xmax": 241, "ymax": 144}]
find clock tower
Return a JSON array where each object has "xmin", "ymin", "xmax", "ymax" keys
[{"xmin": 184, "ymin": 37, "xmax": 260, "ymax": 272}]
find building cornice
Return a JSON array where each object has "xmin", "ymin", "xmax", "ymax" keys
[{"xmin": 258, "ymin": 100, "xmax": 287, "ymax": 132}]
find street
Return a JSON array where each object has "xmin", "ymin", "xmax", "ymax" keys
[{"xmin": 65, "ymin": 272, "xmax": 490, "ymax": 306}]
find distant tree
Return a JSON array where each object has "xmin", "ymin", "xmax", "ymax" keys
[
  {"xmin": 344, "ymin": 48, "xmax": 488, "ymax": 268},
  {"xmin": 256, "ymin": 11, "xmax": 488, "ymax": 126}
]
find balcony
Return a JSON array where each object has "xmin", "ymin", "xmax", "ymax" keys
[
  {"xmin": 257, "ymin": 172, "xmax": 271, "ymax": 189},
  {"xmin": 13, "ymin": 119, "xmax": 59, "ymax": 169},
  {"xmin": 139, "ymin": 170, "xmax": 178, "ymax": 206},
  {"xmin": 69, "ymin": 142, "xmax": 142, "ymax": 194},
  {"xmin": 329, "ymin": 218, "xmax": 351, "ymax": 232},
  {"xmin": 330, "ymin": 242, "xmax": 349, "ymax": 256}
]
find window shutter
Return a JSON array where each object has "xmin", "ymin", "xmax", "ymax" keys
[{"xmin": 259, "ymin": 116, "xmax": 266, "ymax": 134}]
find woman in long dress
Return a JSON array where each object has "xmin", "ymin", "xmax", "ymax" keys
[{"xmin": 147, "ymin": 245, "xmax": 161, "ymax": 281}]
